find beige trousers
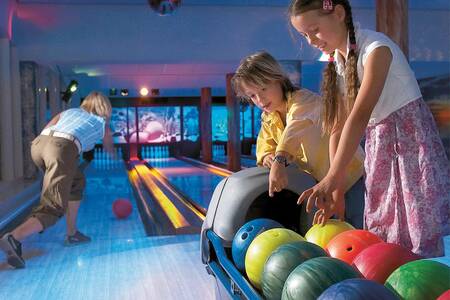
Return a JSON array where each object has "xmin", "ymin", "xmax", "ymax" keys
[{"xmin": 30, "ymin": 135, "xmax": 85, "ymax": 230}]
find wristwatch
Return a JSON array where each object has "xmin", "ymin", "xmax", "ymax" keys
[{"xmin": 273, "ymin": 155, "xmax": 289, "ymax": 167}]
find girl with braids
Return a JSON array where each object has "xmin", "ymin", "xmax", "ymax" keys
[
  {"xmin": 291, "ymin": 0, "xmax": 449, "ymax": 257},
  {"xmin": 232, "ymin": 51, "xmax": 366, "ymax": 229}
]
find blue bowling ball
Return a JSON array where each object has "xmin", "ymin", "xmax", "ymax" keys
[
  {"xmin": 232, "ymin": 218, "xmax": 283, "ymax": 272},
  {"xmin": 318, "ymin": 278, "xmax": 398, "ymax": 300}
]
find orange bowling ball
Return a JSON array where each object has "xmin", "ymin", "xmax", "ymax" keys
[
  {"xmin": 113, "ymin": 198, "xmax": 133, "ymax": 219},
  {"xmin": 326, "ymin": 230, "xmax": 383, "ymax": 264}
]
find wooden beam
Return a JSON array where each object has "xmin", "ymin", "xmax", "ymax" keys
[
  {"xmin": 200, "ymin": 87, "xmax": 212, "ymax": 163},
  {"xmin": 376, "ymin": 0, "xmax": 409, "ymax": 57},
  {"xmin": 226, "ymin": 73, "xmax": 241, "ymax": 172}
]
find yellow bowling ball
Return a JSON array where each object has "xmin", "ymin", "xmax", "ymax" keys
[
  {"xmin": 305, "ymin": 219, "xmax": 355, "ymax": 248},
  {"xmin": 245, "ymin": 228, "xmax": 305, "ymax": 290}
]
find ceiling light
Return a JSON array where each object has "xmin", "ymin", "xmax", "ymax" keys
[
  {"xmin": 140, "ymin": 87, "xmax": 149, "ymax": 97},
  {"xmin": 61, "ymin": 80, "xmax": 78, "ymax": 103}
]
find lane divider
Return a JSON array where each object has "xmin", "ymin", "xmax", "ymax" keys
[
  {"xmin": 147, "ymin": 167, "xmax": 206, "ymax": 221},
  {"xmin": 134, "ymin": 164, "xmax": 191, "ymax": 230}
]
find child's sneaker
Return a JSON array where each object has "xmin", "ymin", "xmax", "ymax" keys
[
  {"xmin": 0, "ymin": 233, "xmax": 25, "ymax": 269},
  {"xmin": 64, "ymin": 231, "xmax": 91, "ymax": 247}
]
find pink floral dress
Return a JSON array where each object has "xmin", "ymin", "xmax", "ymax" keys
[{"xmin": 364, "ymin": 98, "xmax": 450, "ymax": 258}]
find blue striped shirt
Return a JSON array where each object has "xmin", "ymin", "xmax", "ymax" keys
[{"xmin": 48, "ymin": 108, "xmax": 105, "ymax": 152}]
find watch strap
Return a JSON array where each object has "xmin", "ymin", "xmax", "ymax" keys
[{"xmin": 273, "ymin": 155, "xmax": 289, "ymax": 167}]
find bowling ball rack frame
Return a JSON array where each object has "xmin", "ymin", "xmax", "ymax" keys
[
  {"xmin": 200, "ymin": 166, "xmax": 316, "ymax": 300},
  {"xmin": 205, "ymin": 229, "xmax": 262, "ymax": 300}
]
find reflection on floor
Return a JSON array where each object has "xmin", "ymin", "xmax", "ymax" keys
[
  {"xmin": 212, "ymin": 154, "xmax": 256, "ymax": 169},
  {"xmin": 0, "ymin": 160, "xmax": 214, "ymax": 300},
  {"xmin": 1, "ymin": 156, "xmax": 447, "ymax": 300},
  {"xmin": 148, "ymin": 158, "xmax": 225, "ymax": 210}
]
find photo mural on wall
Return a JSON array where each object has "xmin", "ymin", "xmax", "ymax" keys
[{"xmin": 110, "ymin": 106, "xmax": 200, "ymax": 144}]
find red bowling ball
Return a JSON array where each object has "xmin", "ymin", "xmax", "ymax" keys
[
  {"xmin": 437, "ymin": 289, "xmax": 450, "ymax": 300},
  {"xmin": 352, "ymin": 242, "xmax": 421, "ymax": 284},
  {"xmin": 113, "ymin": 198, "xmax": 133, "ymax": 219}
]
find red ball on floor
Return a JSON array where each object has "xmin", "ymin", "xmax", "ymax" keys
[{"xmin": 112, "ymin": 198, "xmax": 132, "ymax": 219}]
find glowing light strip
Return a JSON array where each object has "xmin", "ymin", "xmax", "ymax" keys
[
  {"xmin": 179, "ymin": 156, "xmax": 232, "ymax": 177},
  {"xmin": 203, "ymin": 166, "xmax": 231, "ymax": 177},
  {"xmin": 128, "ymin": 169, "xmax": 154, "ymax": 219},
  {"xmin": 149, "ymin": 168, "xmax": 206, "ymax": 221},
  {"xmin": 134, "ymin": 165, "xmax": 190, "ymax": 229}
]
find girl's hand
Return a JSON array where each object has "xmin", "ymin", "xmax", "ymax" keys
[
  {"xmin": 262, "ymin": 153, "xmax": 275, "ymax": 168},
  {"xmin": 297, "ymin": 174, "xmax": 344, "ymax": 214},
  {"xmin": 268, "ymin": 161, "xmax": 288, "ymax": 197},
  {"xmin": 313, "ymin": 189, "xmax": 345, "ymax": 225}
]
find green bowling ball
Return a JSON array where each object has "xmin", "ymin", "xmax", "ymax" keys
[
  {"xmin": 262, "ymin": 241, "xmax": 328, "ymax": 300},
  {"xmin": 385, "ymin": 259, "xmax": 450, "ymax": 300},
  {"xmin": 245, "ymin": 228, "xmax": 305, "ymax": 290},
  {"xmin": 282, "ymin": 257, "xmax": 361, "ymax": 300}
]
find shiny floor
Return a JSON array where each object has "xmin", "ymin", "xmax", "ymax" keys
[
  {"xmin": 148, "ymin": 158, "xmax": 226, "ymax": 209},
  {"xmin": 0, "ymin": 156, "xmax": 447, "ymax": 300},
  {"xmin": 0, "ymin": 159, "xmax": 216, "ymax": 300}
]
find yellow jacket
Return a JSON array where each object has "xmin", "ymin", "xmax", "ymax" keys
[{"xmin": 256, "ymin": 89, "xmax": 364, "ymax": 191}]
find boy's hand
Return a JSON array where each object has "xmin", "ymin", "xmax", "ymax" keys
[
  {"xmin": 262, "ymin": 153, "xmax": 275, "ymax": 168},
  {"xmin": 268, "ymin": 161, "xmax": 288, "ymax": 197}
]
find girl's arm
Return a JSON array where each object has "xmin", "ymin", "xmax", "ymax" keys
[
  {"xmin": 256, "ymin": 122, "xmax": 277, "ymax": 167},
  {"xmin": 325, "ymin": 122, "xmax": 346, "ymax": 222},
  {"xmin": 103, "ymin": 121, "xmax": 115, "ymax": 155},
  {"xmin": 298, "ymin": 46, "xmax": 392, "ymax": 217},
  {"xmin": 268, "ymin": 91, "xmax": 319, "ymax": 196},
  {"xmin": 327, "ymin": 47, "xmax": 392, "ymax": 179},
  {"xmin": 276, "ymin": 91, "xmax": 320, "ymax": 160},
  {"xmin": 268, "ymin": 117, "xmax": 313, "ymax": 197},
  {"xmin": 43, "ymin": 113, "xmax": 61, "ymax": 129},
  {"xmin": 326, "ymin": 97, "xmax": 347, "ymax": 221},
  {"xmin": 329, "ymin": 94, "xmax": 345, "ymax": 163},
  {"xmin": 329, "ymin": 128, "xmax": 341, "ymax": 163}
]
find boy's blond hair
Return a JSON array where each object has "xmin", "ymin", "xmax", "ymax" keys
[
  {"xmin": 232, "ymin": 51, "xmax": 298, "ymax": 103},
  {"xmin": 80, "ymin": 91, "xmax": 112, "ymax": 119}
]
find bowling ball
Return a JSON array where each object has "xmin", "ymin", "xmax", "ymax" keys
[
  {"xmin": 262, "ymin": 241, "xmax": 328, "ymax": 300},
  {"xmin": 245, "ymin": 228, "xmax": 305, "ymax": 290},
  {"xmin": 326, "ymin": 230, "xmax": 383, "ymax": 264},
  {"xmin": 232, "ymin": 218, "xmax": 283, "ymax": 272},
  {"xmin": 385, "ymin": 260, "xmax": 450, "ymax": 300},
  {"xmin": 305, "ymin": 219, "xmax": 355, "ymax": 248},
  {"xmin": 352, "ymin": 242, "xmax": 421, "ymax": 284},
  {"xmin": 282, "ymin": 257, "xmax": 360, "ymax": 300},
  {"xmin": 437, "ymin": 289, "xmax": 450, "ymax": 300},
  {"xmin": 318, "ymin": 278, "xmax": 398, "ymax": 300},
  {"xmin": 112, "ymin": 198, "xmax": 132, "ymax": 219}
]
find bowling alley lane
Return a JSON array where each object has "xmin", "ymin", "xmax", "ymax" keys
[
  {"xmin": 147, "ymin": 157, "xmax": 229, "ymax": 211},
  {"xmin": 0, "ymin": 160, "xmax": 214, "ymax": 300}
]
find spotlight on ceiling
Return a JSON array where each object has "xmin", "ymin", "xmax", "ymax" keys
[
  {"xmin": 148, "ymin": 0, "xmax": 181, "ymax": 16},
  {"xmin": 61, "ymin": 80, "xmax": 78, "ymax": 103},
  {"xmin": 140, "ymin": 87, "xmax": 149, "ymax": 97},
  {"xmin": 151, "ymin": 88, "xmax": 160, "ymax": 96},
  {"xmin": 109, "ymin": 88, "xmax": 117, "ymax": 96},
  {"xmin": 120, "ymin": 89, "xmax": 129, "ymax": 96}
]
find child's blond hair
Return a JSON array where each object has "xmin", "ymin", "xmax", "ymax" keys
[
  {"xmin": 80, "ymin": 91, "xmax": 112, "ymax": 119},
  {"xmin": 232, "ymin": 51, "xmax": 298, "ymax": 103}
]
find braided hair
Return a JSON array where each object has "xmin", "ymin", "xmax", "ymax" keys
[{"xmin": 289, "ymin": 0, "xmax": 359, "ymax": 134}]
